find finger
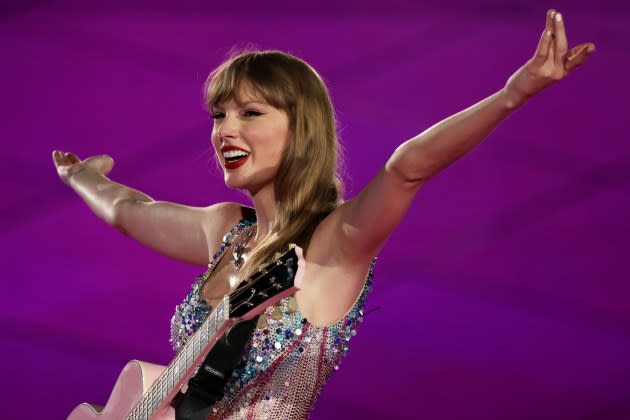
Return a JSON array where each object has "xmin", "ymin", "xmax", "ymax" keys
[
  {"xmin": 101, "ymin": 155, "xmax": 115, "ymax": 173},
  {"xmin": 83, "ymin": 155, "xmax": 112, "ymax": 172},
  {"xmin": 54, "ymin": 150, "xmax": 70, "ymax": 166},
  {"xmin": 566, "ymin": 43, "xmax": 589, "ymax": 59},
  {"xmin": 547, "ymin": 10, "xmax": 557, "ymax": 64},
  {"xmin": 553, "ymin": 12, "xmax": 569, "ymax": 66},
  {"xmin": 65, "ymin": 152, "xmax": 81, "ymax": 164},
  {"xmin": 532, "ymin": 27, "xmax": 554, "ymax": 66},
  {"xmin": 532, "ymin": 10, "xmax": 555, "ymax": 66},
  {"xmin": 565, "ymin": 43, "xmax": 596, "ymax": 73},
  {"xmin": 546, "ymin": 9, "xmax": 555, "ymax": 34},
  {"xmin": 84, "ymin": 155, "xmax": 106, "ymax": 165}
]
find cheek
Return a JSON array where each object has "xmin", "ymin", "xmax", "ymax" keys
[
  {"xmin": 263, "ymin": 132, "xmax": 288, "ymax": 161},
  {"xmin": 274, "ymin": 128, "xmax": 291, "ymax": 159},
  {"xmin": 211, "ymin": 131, "xmax": 221, "ymax": 151}
]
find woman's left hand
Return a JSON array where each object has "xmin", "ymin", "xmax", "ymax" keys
[{"xmin": 504, "ymin": 9, "xmax": 595, "ymax": 106}]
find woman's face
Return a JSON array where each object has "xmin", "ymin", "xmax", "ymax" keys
[{"xmin": 211, "ymin": 84, "xmax": 290, "ymax": 195}]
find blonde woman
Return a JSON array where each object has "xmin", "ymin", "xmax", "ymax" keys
[{"xmin": 53, "ymin": 10, "xmax": 593, "ymax": 420}]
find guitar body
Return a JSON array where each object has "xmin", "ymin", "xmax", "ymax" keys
[{"xmin": 68, "ymin": 360, "xmax": 175, "ymax": 420}]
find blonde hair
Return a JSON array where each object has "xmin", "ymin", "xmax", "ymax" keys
[{"xmin": 204, "ymin": 50, "xmax": 343, "ymax": 279}]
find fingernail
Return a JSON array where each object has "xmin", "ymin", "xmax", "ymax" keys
[{"xmin": 555, "ymin": 13, "xmax": 562, "ymax": 22}]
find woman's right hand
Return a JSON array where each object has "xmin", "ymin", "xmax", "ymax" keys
[{"xmin": 52, "ymin": 150, "xmax": 115, "ymax": 185}]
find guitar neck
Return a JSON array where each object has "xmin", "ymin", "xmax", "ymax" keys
[
  {"xmin": 128, "ymin": 296, "xmax": 232, "ymax": 419},
  {"xmin": 126, "ymin": 245, "xmax": 304, "ymax": 420}
]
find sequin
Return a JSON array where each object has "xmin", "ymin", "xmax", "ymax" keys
[
  {"xmin": 169, "ymin": 217, "xmax": 255, "ymax": 353},
  {"xmin": 170, "ymin": 216, "xmax": 377, "ymax": 419},
  {"xmin": 271, "ymin": 307, "xmax": 283, "ymax": 320}
]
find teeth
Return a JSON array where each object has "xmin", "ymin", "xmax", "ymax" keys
[{"xmin": 223, "ymin": 150, "xmax": 249, "ymax": 159}]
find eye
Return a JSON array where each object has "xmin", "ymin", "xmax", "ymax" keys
[
  {"xmin": 211, "ymin": 111, "xmax": 225, "ymax": 119},
  {"xmin": 244, "ymin": 110, "xmax": 263, "ymax": 117}
]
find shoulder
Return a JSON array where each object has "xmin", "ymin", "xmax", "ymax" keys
[
  {"xmin": 200, "ymin": 202, "xmax": 254, "ymax": 252},
  {"xmin": 202, "ymin": 201, "xmax": 248, "ymax": 220}
]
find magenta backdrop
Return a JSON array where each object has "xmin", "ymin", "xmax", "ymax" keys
[{"xmin": 2, "ymin": 1, "xmax": 629, "ymax": 419}]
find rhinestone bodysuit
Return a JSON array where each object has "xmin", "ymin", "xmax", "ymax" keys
[{"xmin": 170, "ymin": 216, "xmax": 375, "ymax": 419}]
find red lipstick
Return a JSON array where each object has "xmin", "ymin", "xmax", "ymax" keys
[{"xmin": 221, "ymin": 145, "xmax": 250, "ymax": 170}]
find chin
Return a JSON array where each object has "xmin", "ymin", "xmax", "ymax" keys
[
  {"xmin": 223, "ymin": 173, "xmax": 244, "ymax": 190},
  {"xmin": 224, "ymin": 173, "xmax": 273, "ymax": 197},
  {"xmin": 223, "ymin": 172, "xmax": 254, "ymax": 192}
]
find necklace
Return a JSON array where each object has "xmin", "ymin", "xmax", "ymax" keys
[{"xmin": 232, "ymin": 225, "xmax": 256, "ymax": 269}]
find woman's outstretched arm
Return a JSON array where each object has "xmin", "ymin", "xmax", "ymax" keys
[
  {"xmin": 322, "ymin": 9, "xmax": 595, "ymax": 264},
  {"xmin": 52, "ymin": 151, "xmax": 240, "ymax": 266},
  {"xmin": 388, "ymin": 10, "xmax": 594, "ymax": 184}
]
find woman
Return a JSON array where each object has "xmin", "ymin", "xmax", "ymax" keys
[{"xmin": 53, "ymin": 10, "xmax": 594, "ymax": 419}]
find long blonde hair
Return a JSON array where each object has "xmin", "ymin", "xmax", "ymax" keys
[{"xmin": 204, "ymin": 50, "xmax": 343, "ymax": 279}]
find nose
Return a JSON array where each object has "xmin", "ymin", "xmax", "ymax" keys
[{"xmin": 217, "ymin": 114, "xmax": 239, "ymax": 140}]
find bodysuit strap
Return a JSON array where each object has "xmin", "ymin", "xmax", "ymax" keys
[{"xmin": 207, "ymin": 215, "xmax": 257, "ymax": 273}]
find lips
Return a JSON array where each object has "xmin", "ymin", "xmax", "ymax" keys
[
  {"xmin": 225, "ymin": 155, "xmax": 249, "ymax": 170},
  {"xmin": 221, "ymin": 145, "xmax": 250, "ymax": 170}
]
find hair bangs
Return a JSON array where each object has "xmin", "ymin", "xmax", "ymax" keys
[
  {"xmin": 204, "ymin": 59, "xmax": 246, "ymax": 110},
  {"xmin": 204, "ymin": 52, "xmax": 294, "ymax": 112}
]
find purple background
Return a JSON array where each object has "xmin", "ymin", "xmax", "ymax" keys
[{"xmin": 2, "ymin": 1, "xmax": 629, "ymax": 419}]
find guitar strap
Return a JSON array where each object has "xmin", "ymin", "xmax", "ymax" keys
[
  {"xmin": 174, "ymin": 206, "xmax": 260, "ymax": 419},
  {"xmin": 173, "ymin": 317, "xmax": 258, "ymax": 420}
]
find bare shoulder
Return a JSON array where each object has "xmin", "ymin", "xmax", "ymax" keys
[{"xmin": 200, "ymin": 201, "xmax": 251, "ymax": 252}]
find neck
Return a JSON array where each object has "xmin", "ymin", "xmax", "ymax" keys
[{"xmin": 248, "ymin": 182, "xmax": 277, "ymax": 241}]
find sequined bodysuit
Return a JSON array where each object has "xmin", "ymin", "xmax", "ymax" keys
[{"xmin": 170, "ymin": 217, "xmax": 375, "ymax": 419}]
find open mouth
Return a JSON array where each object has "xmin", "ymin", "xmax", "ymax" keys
[{"xmin": 222, "ymin": 148, "xmax": 250, "ymax": 170}]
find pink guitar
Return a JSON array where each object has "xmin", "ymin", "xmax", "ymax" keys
[{"xmin": 68, "ymin": 245, "xmax": 304, "ymax": 420}]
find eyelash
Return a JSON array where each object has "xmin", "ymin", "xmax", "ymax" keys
[{"xmin": 211, "ymin": 110, "xmax": 263, "ymax": 119}]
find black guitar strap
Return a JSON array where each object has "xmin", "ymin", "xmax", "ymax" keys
[
  {"xmin": 173, "ymin": 318, "xmax": 258, "ymax": 420},
  {"xmin": 174, "ymin": 206, "xmax": 260, "ymax": 419}
]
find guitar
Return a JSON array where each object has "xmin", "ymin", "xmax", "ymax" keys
[{"xmin": 68, "ymin": 245, "xmax": 304, "ymax": 420}]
